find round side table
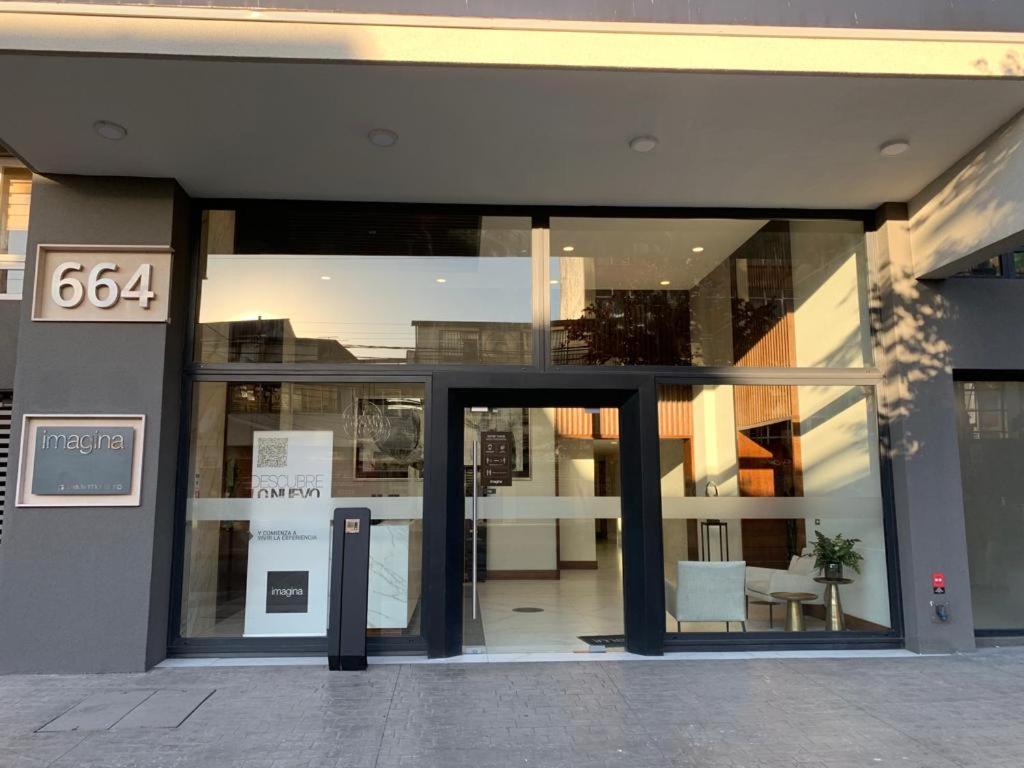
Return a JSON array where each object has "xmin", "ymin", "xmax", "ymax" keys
[
  {"xmin": 813, "ymin": 576, "xmax": 855, "ymax": 631},
  {"xmin": 770, "ymin": 591, "xmax": 817, "ymax": 632}
]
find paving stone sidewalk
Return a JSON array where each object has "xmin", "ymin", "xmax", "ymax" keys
[{"xmin": 2, "ymin": 650, "xmax": 1024, "ymax": 768}]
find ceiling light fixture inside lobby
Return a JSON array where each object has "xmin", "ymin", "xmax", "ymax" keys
[
  {"xmin": 368, "ymin": 128, "xmax": 399, "ymax": 147},
  {"xmin": 629, "ymin": 135, "xmax": 659, "ymax": 153},
  {"xmin": 879, "ymin": 139, "xmax": 911, "ymax": 157},
  {"xmin": 93, "ymin": 120, "xmax": 128, "ymax": 141}
]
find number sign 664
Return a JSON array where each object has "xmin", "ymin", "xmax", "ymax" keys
[{"xmin": 51, "ymin": 262, "xmax": 156, "ymax": 310}]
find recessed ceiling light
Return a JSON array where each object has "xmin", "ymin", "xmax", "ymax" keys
[
  {"xmin": 435, "ymin": 278, "xmax": 447, "ymax": 284},
  {"xmin": 879, "ymin": 139, "xmax": 910, "ymax": 157},
  {"xmin": 320, "ymin": 275, "xmax": 331, "ymax": 281},
  {"xmin": 659, "ymin": 280, "xmax": 671, "ymax": 286},
  {"xmin": 550, "ymin": 279, "xmax": 559, "ymax": 285},
  {"xmin": 93, "ymin": 120, "xmax": 127, "ymax": 141},
  {"xmin": 691, "ymin": 246, "xmax": 705, "ymax": 254},
  {"xmin": 368, "ymin": 128, "xmax": 399, "ymax": 148},
  {"xmin": 629, "ymin": 135, "xmax": 659, "ymax": 153},
  {"xmin": 562, "ymin": 245, "xmax": 575, "ymax": 252}
]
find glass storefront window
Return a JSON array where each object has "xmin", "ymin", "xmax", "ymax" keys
[
  {"xmin": 658, "ymin": 383, "xmax": 891, "ymax": 633},
  {"xmin": 180, "ymin": 381, "xmax": 425, "ymax": 639},
  {"xmin": 196, "ymin": 208, "xmax": 533, "ymax": 364},
  {"xmin": 955, "ymin": 380, "xmax": 1024, "ymax": 630},
  {"xmin": 551, "ymin": 218, "xmax": 872, "ymax": 368}
]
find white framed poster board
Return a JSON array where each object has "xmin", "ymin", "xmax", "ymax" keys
[{"xmin": 243, "ymin": 430, "xmax": 334, "ymax": 638}]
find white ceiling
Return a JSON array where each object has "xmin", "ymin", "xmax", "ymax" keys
[
  {"xmin": 2, "ymin": 54, "xmax": 1024, "ymax": 208},
  {"xmin": 551, "ymin": 218, "xmax": 768, "ymax": 289}
]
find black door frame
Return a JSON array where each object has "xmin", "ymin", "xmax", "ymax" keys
[{"xmin": 423, "ymin": 371, "xmax": 665, "ymax": 657}]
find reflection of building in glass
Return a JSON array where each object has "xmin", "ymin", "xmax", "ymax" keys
[
  {"xmin": 200, "ymin": 318, "xmax": 359, "ymax": 364},
  {"xmin": 408, "ymin": 320, "xmax": 531, "ymax": 364}
]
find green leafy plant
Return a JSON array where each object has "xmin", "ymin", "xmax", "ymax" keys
[{"xmin": 811, "ymin": 531, "xmax": 864, "ymax": 574}]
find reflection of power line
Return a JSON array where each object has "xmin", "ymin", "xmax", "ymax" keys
[{"xmin": 335, "ymin": 346, "xmax": 415, "ymax": 352}]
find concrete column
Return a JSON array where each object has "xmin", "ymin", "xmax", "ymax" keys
[
  {"xmin": 872, "ymin": 203, "xmax": 975, "ymax": 653},
  {"xmin": 0, "ymin": 175, "xmax": 191, "ymax": 673}
]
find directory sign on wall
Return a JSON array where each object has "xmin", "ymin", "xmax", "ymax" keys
[{"xmin": 481, "ymin": 430, "xmax": 513, "ymax": 487}]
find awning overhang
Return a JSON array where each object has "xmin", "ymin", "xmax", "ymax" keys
[{"xmin": 3, "ymin": 4, "xmax": 1024, "ymax": 210}]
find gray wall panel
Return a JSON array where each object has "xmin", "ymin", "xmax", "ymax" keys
[
  {"xmin": 0, "ymin": 300, "xmax": 18, "ymax": 391},
  {"xmin": 936, "ymin": 279, "xmax": 1024, "ymax": 370},
  {"xmin": 0, "ymin": 175, "xmax": 189, "ymax": 674}
]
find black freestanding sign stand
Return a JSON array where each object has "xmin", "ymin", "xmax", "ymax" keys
[{"xmin": 327, "ymin": 507, "xmax": 371, "ymax": 671}]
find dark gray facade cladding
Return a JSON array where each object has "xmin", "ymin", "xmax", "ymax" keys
[
  {"xmin": 0, "ymin": 300, "xmax": 17, "ymax": 391},
  {"xmin": 872, "ymin": 206, "xmax": 1024, "ymax": 653},
  {"xmin": 0, "ymin": 175, "xmax": 190, "ymax": 674},
  {"xmin": 21, "ymin": 0, "xmax": 1024, "ymax": 32}
]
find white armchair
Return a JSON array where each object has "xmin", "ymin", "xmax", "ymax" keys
[
  {"xmin": 666, "ymin": 561, "xmax": 747, "ymax": 633},
  {"xmin": 744, "ymin": 552, "xmax": 824, "ymax": 628}
]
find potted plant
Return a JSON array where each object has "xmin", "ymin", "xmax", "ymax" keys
[{"xmin": 811, "ymin": 531, "xmax": 864, "ymax": 580}]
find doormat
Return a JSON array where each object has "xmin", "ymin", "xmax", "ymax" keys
[
  {"xmin": 578, "ymin": 634, "xmax": 625, "ymax": 648},
  {"xmin": 513, "ymin": 607, "xmax": 544, "ymax": 613}
]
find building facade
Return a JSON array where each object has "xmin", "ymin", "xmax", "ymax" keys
[{"xmin": 1, "ymin": 1, "xmax": 1024, "ymax": 673}]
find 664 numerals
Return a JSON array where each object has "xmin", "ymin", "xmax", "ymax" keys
[{"xmin": 51, "ymin": 262, "xmax": 156, "ymax": 309}]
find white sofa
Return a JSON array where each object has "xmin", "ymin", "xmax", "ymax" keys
[{"xmin": 744, "ymin": 552, "xmax": 824, "ymax": 628}]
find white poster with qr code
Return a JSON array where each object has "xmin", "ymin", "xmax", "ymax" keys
[{"xmin": 244, "ymin": 430, "xmax": 334, "ymax": 637}]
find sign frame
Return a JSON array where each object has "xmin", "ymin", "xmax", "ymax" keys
[
  {"xmin": 31, "ymin": 244, "xmax": 174, "ymax": 323},
  {"xmin": 15, "ymin": 414, "xmax": 146, "ymax": 507}
]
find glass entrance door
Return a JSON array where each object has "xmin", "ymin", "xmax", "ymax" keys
[{"xmin": 462, "ymin": 406, "xmax": 625, "ymax": 653}]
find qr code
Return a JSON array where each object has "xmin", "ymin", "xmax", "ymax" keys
[{"xmin": 257, "ymin": 437, "xmax": 289, "ymax": 468}]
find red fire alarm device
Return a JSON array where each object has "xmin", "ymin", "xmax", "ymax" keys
[{"xmin": 932, "ymin": 572, "xmax": 946, "ymax": 594}]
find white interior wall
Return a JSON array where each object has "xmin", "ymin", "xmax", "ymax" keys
[
  {"xmin": 484, "ymin": 408, "xmax": 558, "ymax": 572},
  {"xmin": 791, "ymin": 221, "xmax": 872, "ymax": 368},
  {"xmin": 689, "ymin": 386, "xmax": 744, "ymax": 562},
  {"xmin": 660, "ymin": 439, "xmax": 690, "ymax": 578},
  {"xmin": 557, "ymin": 438, "xmax": 598, "ymax": 564},
  {"xmin": 797, "ymin": 386, "xmax": 890, "ymax": 627}
]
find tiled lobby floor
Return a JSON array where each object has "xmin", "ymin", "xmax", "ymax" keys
[
  {"xmin": 471, "ymin": 537, "xmax": 825, "ymax": 652},
  {"xmin": 473, "ymin": 537, "xmax": 627, "ymax": 652},
  {"xmin": 5, "ymin": 649, "xmax": 1024, "ymax": 767}
]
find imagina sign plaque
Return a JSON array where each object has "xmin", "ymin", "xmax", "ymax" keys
[
  {"xmin": 16, "ymin": 415, "xmax": 146, "ymax": 507},
  {"xmin": 31, "ymin": 426, "xmax": 135, "ymax": 495}
]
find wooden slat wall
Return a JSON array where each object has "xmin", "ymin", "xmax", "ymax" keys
[
  {"xmin": 732, "ymin": 225, "xmax": 797, "ymax": 430},
  {"xmin": 553, "ymin": 385, "xmax": 693, "ymax": 439},
  {"xmin": 598, "ymin": 408, "xmax": 619, "ymax": 439},
  {"xmin": 734, "ymin": 385, "xmax": 794, "ymax": 431},
  {"xmin": 657, "ymin": 385, "xmax": 693, "ymax": 438},
  {"xmin": 553, "ymin": 407, "xmax": 594, "ymax": 439}
]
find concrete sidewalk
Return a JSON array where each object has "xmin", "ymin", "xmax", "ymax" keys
[{"xmin": 1, "ymin": 649, "xmax": 1023, "ymax": 768}]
